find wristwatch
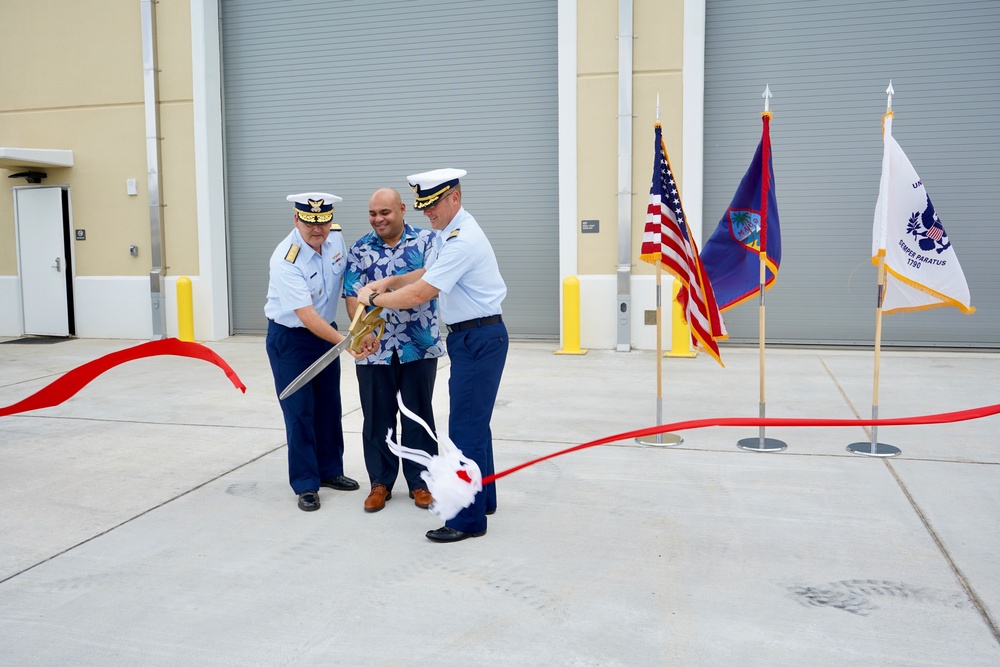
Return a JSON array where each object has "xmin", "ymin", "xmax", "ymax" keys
[{"xmin": 368, "ymin": 292, "xmax": 379, "ymax": 307}]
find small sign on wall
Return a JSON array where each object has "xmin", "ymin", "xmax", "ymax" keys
[
  {"xmin": 75, "ymin": 229, "xmax": 86, "ymax": 240},
  {"xmin": 581, "ymin": 219, "xmax": 599, "ymax": 234}
]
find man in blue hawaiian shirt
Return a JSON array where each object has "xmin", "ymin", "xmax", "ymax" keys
[{"xmin": 344, "ymin": 188, "xmax": 444, "ymax": 513}]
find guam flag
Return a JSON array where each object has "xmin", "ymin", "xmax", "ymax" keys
[{"xmin": 700, "ymin": 112, "xmax": 781, "ymax": 311}]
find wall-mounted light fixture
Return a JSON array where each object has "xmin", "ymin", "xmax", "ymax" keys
[{"xmin": 8, "ymin": 171, "xmax": 47, "ymax": 183}]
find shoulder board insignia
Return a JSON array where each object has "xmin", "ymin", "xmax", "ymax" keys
[
  {"xmin": 447, "ymin": 229, "xmax": 460, "ymax": 241},
  {"xmin": 329, "ymin": 224, "xmax": 342, "ymax": 231},
  {"xmin": 284, "ymin": 243, "xmax": 300, "ymax": 263}
]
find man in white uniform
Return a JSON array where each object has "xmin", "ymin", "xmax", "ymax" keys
[
  {"xmin": 265, "ymin": 193, "xmax": 375, "ymax": 512},
  {"xmin": 357, "ymin": 170, "xmax": 508, "ymax": 542}
]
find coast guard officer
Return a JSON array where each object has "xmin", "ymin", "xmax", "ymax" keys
[
  {"xmin": 265, "ymin": 193, "xmax": 376, "ymax": 512},
  {"xmin": 357, "ymin": 169, "xmax": 508, "ymax": 542}
]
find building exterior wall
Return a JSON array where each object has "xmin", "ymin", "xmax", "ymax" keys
[
  {"xmin": 574, "ymin": 0, "xmax": 696, "ymax": 350},
  {"xmin": 0, "ymin": 0, "xmax": 199, "ymax": 338},
  {"xmin": 703, "ymin": 0, "xmax": 1000, "ymax": 348},
  {"xmin": 1, "ymin": 2, "xmax": 993, "ymax": 348},
  {"xmin": 0, "ymin": 0, "xmax": 693, "ymax": 348}
]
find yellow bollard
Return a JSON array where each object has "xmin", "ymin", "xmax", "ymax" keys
[
  {"xmin": 176, "ymin": 276, "xmax": 195, "ymax": 342},
  {"xmin": 665, "ymin": 279, "xmax": 697, "ymax": 357},
  {"xmin": 555, "ymin": 275, "xmax": 588, "ymax": 355}
]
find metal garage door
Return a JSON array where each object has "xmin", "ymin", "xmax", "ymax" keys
[
  {"xmin": 221, "ymin": 0, "xmax": 558, "ymax": 336},
  {"xmin": 704, "ymin": 0, "xmax": 1000, "ymax": 347}
]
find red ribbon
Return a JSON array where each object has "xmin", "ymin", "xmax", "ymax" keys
[
  {"xmin": 0, "ymin": 338, "xmax": 246, "ymax": 417},
  {"xmin": 481, "ymin": 402, "xmax": 1000, "ymax": 484}
]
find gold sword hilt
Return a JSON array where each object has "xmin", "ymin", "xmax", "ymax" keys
[{"xmin": 347, "ymin": 305, "xmax": 386, "ymax": 353}]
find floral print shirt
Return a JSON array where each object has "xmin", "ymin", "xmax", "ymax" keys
[{"xmin": 343, "ymin": 222, "xmax": 443, "ymax": 365}]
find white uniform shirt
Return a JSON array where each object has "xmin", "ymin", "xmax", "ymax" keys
[
  {"xmin": 264, "ymin": 227, "xmax": 347, "ymax": 327},
  {"xmin": 423, "ymin": 207, "xmax": 506, "ymax": 325}
]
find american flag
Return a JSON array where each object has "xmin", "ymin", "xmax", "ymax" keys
[{"xmin": 639, "ymin": 123, "xmax": 727, "ymax": 366}]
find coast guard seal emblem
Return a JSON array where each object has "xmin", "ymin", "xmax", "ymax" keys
[{"xmin": 906, "ymin": 195, "xmax": 951, "ymax": 254}]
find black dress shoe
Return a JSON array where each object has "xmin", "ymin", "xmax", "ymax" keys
[
  {"xmin": 426, "ymin": 526, "xmax": 486, "ymax": 543},
  {"xmin": 320, "ymin": 475, "xmax": 359, "ymax": 491},
  {"xmin": 297, "ymin": 490, "xmax": 320, "ymax": 512}
]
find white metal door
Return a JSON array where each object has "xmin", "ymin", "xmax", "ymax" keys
[{"xmin": 14, "ymin": 187, "xmax": 70, "ymax": 336}]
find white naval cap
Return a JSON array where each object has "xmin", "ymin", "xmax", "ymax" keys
[
  {"xmin": 406, "ymin": 168, "xmax": 467, "ymax": 210},
  {"xmin": 286, "ymin": 192, "xmax": 342, "ymax": 224}
]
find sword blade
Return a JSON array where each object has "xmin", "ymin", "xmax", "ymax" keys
[{"xmin": 278, "ymin": 334, "xmax": 353, "ymax": 400}]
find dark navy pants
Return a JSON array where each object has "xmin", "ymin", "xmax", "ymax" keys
[
  {"xmin": 266, "ymin": 320, "xmax": 345, "ymax": 495},
  {"xmin": 444, "ymin": 321, "xmax": 508, "ymax": 534},
  {"xmin": 356, "ymin": 354, "xmax": 438, "ymax": 492}
]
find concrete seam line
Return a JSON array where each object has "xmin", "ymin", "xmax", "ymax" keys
[
  {"xmin": 821, "ymin": 353, "xmax": 1000, "ymax": 644},
  {"xmin": 0, "ymin": 443, "xmax": 284, "ymax": 586},
  {"xmin": 818, "ymin": 354, "xmax": 870, "ymax": 438},
  {"xmin": 883, "ymin": 459, "xmax": 1000, "ymax": 646}
]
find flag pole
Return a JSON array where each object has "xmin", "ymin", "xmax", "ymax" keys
[
  {"xmin": 637, "ymin": 95, "xmax": 682, "ymax": 447},
  {"xmin": 849, "ymin": 82, "xmax": 900, "ymax": 457},
  {"xmin": 738, "ymin": 85, "xmax": 786, "ymax": 453}
]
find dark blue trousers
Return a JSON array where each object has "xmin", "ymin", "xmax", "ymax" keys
[
  {"xmin": 356, "ymin": 354, "xmax": 438, "ymax": 492},
  {"xmin": 266, "ymin": 320, "xmax": 345, "ymax": 495},
  {"xmin": 444, "ymin": 321, "xmax": 508, "ymax": 534}
]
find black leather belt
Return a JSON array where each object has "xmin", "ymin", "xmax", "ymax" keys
[{"xmin": 447, "ymin": 314, "xmax": 502, "ymax": 333}]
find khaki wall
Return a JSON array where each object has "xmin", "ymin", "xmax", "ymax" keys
[
  {"xmin": 1, "ymin": 0, "xmax": 682, "ymax": 289},
  {"xmin": 576, "ymin": 0, "xmax": 685, "ymax": 276},
  {"xmin": 0, "ymin": 0, "xmax": 197, "ymax": 277}
]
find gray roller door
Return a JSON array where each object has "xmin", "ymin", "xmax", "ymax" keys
[
  {"xmin": 704, "ymin": 0, "xmax": 1000, "ymax": 347},
  {"xmin": 221, "ymin": 0, "xmax": 558, "ymax": 336}
]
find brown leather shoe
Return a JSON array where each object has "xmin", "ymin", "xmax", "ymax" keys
[
  {"xmin": 409, "ymin": 488, "xmax": 434, "ymax": 509},
  {"xmin": 364, "ymin": 484, "xmax": 391, "ymax": 513}
]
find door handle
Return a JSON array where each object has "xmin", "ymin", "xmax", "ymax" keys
[{"xmin": 52, "ymin": 257, "xmax": 61, "ymax": 272}]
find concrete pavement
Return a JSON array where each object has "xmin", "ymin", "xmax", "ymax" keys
[{"xmin": 0, "ymin": 336, "xmax": 998, "ymax": 665}]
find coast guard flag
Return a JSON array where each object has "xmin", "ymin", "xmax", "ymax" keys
[
  {"xmin": 872, "ymin": 113, "xmax": 974, "ymax": 315},
  {"xmin": 700, "ymin": 112, "xmax": 781, "ymax": 311},
  {"xmin": 640, "ymin": 123, "xmax": 727, "ymax": 366}
]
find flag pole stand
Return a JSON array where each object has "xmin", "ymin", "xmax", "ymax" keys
[
  {"xmin": 737, "ymin": 248, "xmax": 786, "ymax": 453},
  {"xmin": 636, "ymin": 264, "xmax": 682, "ymax": 447},
  {"xmin": 735, "ymin": 103, "xmax": 785, "ymax": 453},
  {"xmin": 848, "ymin": 256, "xmax": 900, "ymax": 457},
  {"xmin": 637, "ymin": 96, "xmax": 681, "ymax": 447}
]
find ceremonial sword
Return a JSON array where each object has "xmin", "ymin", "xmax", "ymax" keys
[{"xmin": 278, "ymin": 306, "xmax": 386, "ymax": 400}]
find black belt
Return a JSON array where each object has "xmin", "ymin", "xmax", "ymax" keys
[
  {"xmin": 447, "ymin": 314, "xmax": 502, "ymax": 333},
  {"xmin": 267, "ymin": 319, "xmax": 336, "ymax": 329}
]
